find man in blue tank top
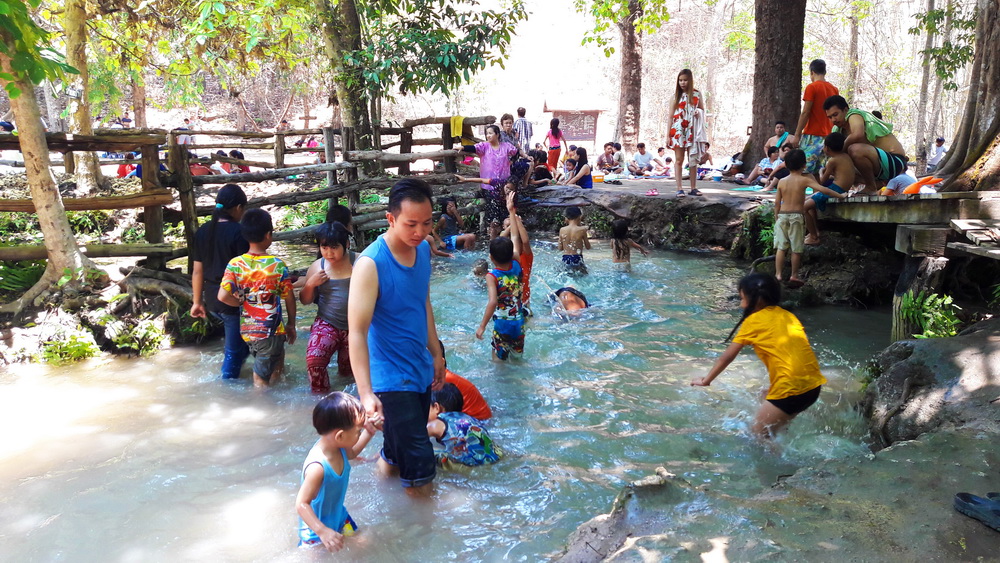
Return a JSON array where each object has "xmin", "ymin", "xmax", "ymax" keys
[{"xmin": 348, "ymin": 179, "xmax": 446, "ymax": 496}]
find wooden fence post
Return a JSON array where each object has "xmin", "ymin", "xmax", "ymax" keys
[
  {"xmin": 274, "ymin": 132, "xmax": 286, "ymax": 169},
  {"xmin": 398, "ymin": 128, "xmax": 413, "ymax": 175},
  {"xmin": 168, "ymin": 133, "xmax": 198, "ymax": 272},
  {"xmin": 323, "ymin": 126, "xmax": 338, "ymax": 209},
  {"xmin": 65, "ymin": 151, "xmax": 76, "ymax": 174},
  {"xmin": 441, "ymin": 123, "xmax": 456, "ymax": 173},
  {"xmin": 140, "ymin": 143, "xmax": 165, "ymax": 270}
]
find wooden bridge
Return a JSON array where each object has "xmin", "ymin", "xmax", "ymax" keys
[{"xmin": 821, "ymin": 191, "xmax": 1000, "ymax": 340}]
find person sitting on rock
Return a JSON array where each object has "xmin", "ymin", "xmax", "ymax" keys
[{"xmin": 741, "ymin": 146, "xmax": 781, "ymax": 186}]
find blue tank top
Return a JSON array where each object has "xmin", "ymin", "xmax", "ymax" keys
[
  {"xmin": 298, "ymin": 445, "xmax": 353, "ymax": 544},
  {"xmin": 577, "ymin": 167, "xmax": 593, "ymax": 188},
  {"xmin": 359, "ymin": 234, "xmax": 434, "ymax": 393}
]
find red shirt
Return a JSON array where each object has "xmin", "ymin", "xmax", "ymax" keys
[
  {"xmin": 445, "ymin": 370, "xmax": 492, "ymax": 421},
  {"xmin": 802, "ymin": 80, "xmax": 839, "ymax": 137}
]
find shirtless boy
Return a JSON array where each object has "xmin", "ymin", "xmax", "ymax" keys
[
  {"xmin": 558, "ymin": 206, "xmax": 590, "ymax": 275},
  {"xmin": 774, "ymin": 149, "xmax": 847, "ymax": 287},
  {"xmin": 824, "ymin": 95, "xmax": 907, "ymax": 194},
  {"xmin": 804, "ymin": 132, "xmax": 855, "ymax": 245}
]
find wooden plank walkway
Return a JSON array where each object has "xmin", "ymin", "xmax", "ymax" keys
[{"xmin": 822, "ymin": 191, "xmax": 1000, "ymax": 225}]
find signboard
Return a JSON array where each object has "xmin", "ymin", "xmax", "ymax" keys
[{"xmin": 553, "ymin": 111, "xmax": 600, "ymax": 144}]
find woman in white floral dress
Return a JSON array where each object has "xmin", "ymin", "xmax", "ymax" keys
[{"xmin": 667, "ymin": 69, "xmax": 705, "ymax": 197}]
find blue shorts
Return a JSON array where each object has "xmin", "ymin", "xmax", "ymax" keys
[
  {"xmin": 442, "ymin": 235, "xmax": 458, "ymax": 251},
  {"xmin": 377, "ymin": 388, "xmax": 436, "ymax": 488},
  {"xmin": 562, "ymin": 254, "xmax": 588, "ymax": 275},
  {"xmin": 800, "ymin": 134, "xmax": 826, "ymax": 175},
  {"xmin": 491, "ymin": 316, "xmax": 525, "ymax": 361},
  {"xmin": 810, "ymin": 182, "xmax": 845, "ymax": 212}
]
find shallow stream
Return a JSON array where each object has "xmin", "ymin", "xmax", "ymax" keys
[{"xmin": 0, "ymin": 242, "xmax": 891, "ymax": 561}]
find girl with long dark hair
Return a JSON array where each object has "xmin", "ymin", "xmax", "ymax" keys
[
  {"xmin": 690, "ymin": 274, "xmax": 827, "ymax": 443},
  {"xmin": 190, "ymin": 183, "xmax": 250, "ymax": 379},
  {"xmin": 668, "ymin": 69, "xmax": 705, "ymax": 197}
]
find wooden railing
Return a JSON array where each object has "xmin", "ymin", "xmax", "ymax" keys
[{"xmin": 0, "ymin": 115, "xmax": 495, "ymax": 267}]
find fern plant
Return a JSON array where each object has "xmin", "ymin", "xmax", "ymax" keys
[
  {"xmin": 900, "ymin": 289, "xmax": 961, "ymax": 338},
  {"xmin": 0, "ymin": 260, "xmax": 46, "ymax": 292}
]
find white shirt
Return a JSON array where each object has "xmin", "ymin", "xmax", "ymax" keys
[
  {"xmin": 927, "ymin": 143, "xmax": 947, "ymax": 166},
  {"xmin": 886, "ymin": 172, "xmax": 916, "ymax": 194},
  {"xmin": 633, "ymin": 151, "xmax": 653, "ymax": 168}
]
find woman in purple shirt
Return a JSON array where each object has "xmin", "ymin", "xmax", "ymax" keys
[{"xmin": 458, "ymin": 124, "xmax": 517, "ymax": 239}]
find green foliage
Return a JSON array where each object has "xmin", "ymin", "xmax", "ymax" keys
[
  {"xmin": 756, "ymin": 204, "xmax": 775, "ymax": 250},
  {"xmin": 909, "ymin": 4, "xmax": 977, "ymax": 91},
  {"xmin": 859, "ymin": 359, "xmax": 881, "ymax": 393},
  {"xmin": 0, "ymin": 259, "xmax": 46, "ymax": 292},
  {"xmin": 574, "ymin": 0, "xmax": 671, "ymax": 56},
  {"xmin": 360, "ymin": 191, "xmax": 382, "ymax": 204},
  {"xmin": 722, "ymin": 8, "xmax": 755, "ymax": 53},
  {"xmin": 0, "ymin": 212, "xmax": 41, "ymax": 242},
  {"xmin": 40, "ymin": 332, "xmax": 99, "ymax": 364},
  {"xmin": 104, "ymin": 314, "xmax": 167, "ymax": 356},
  {"xmin": 989, "ymin": 283, "xmax": 1000, "ymax": 309},
  {"xmin": 347, "ymin": 0, "xmax": 529, "ymax": 99},
  {"xmin": 179, "ymin": 311, "xmax": 214, "ymax": 344},
  {"xmin": 0, "ymin": 0, "xmax": 78, "ymax": 95},
  {"xmin": 123, "ymin": 224, "xmax": 146, "ymax": 244},
  {"xmin": 66, "ymin": 210, "xmax": 115, "ymax": 235},
  {"xmin": 278, "ymin": 198, "xmax": 329, "ymax": 230},
  {"xmin": 900, "ymin": 289, "xmax": 961, "ymax": 339}
]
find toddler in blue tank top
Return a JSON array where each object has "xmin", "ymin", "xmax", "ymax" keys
[{"xmin": 296, "ymin": 392, "xmax": 381, "ymax": 552}]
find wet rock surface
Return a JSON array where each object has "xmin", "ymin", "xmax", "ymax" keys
[
  {"xmin": 560, "ymin": 430, "xmax": 1000, "ymax": 562},
  {"xmin": 862, "ymin": 318, "xmax": 1000, "ymax": 448}
]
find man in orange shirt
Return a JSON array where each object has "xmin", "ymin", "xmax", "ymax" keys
[
  {"xmin": 792, "ymin": 59, "xmax": 839, "ymax": 178},
  {"xmin": 439, "ymin": 340, "xmax": 492, "ymax": 421}
]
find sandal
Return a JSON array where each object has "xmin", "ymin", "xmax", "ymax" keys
[
  {"xmin": 689, "ymin": 188, "xmax": 703, "ymax": 196},
  {"xmin": 676, "ymin": 190, "xmax": 686, "ymax": 197},
  {"xmin": 645, "ymin": 189, "xmax": 659, "ymax": 196}
]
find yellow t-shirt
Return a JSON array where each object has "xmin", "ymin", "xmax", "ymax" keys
[{"xmin": 733, "ymin": 306, "xmax": 826, "ymax": 400}]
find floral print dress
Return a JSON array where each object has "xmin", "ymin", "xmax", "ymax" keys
[{"xmin": 668, "ymin": 90, "xmax": 701, "ymax": 149}]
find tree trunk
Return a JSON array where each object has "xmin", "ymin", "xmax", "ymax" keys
[
  {"xmin": 927, "ymin": 1, "xmax": 952, "ymax": 150},
  {"xmin": 65, "ymin": 0, "xmax": 105, "ymax": 194},
  {"xmin": 41, "ymin": 80, "xmax": 61, "ymax": 131},
  {"xmin": 615, "ymin": 0, "xmax": 643, "ymax": 153},
  {"xmin": 844, "ymin": 11, "xmax": 860, "ymax": 103},
  {"xmin": 0, "ymin": 54, "xmax": 96, "ymax": 312},
  {"xmin": 938, "ymin": 0, "xmax": 1000, "ymax": 190},
  {"xmin": 741, "ymin": 0, "xmax": 807, "ymax": 168},
  {"xmin": 315, "ymin": 0, "xmax": 374, "ymax": 151},
  {"xmin": 131, "ymin": 74, "xmax": 147, "ymax": 129},
  {"xmin": 914, "ymin": 0, "xmax": 936, "ymax": 175}
]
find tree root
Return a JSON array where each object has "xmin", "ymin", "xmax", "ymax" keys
[{"xmin": 872, "ymin": 375, "xmax": 920, "ymax": 449}]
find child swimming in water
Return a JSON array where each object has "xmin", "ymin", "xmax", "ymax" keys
[
  {"xmin": 690, "ymin": 273, "xmax": 827, "ymax": 442},
  {"xmin": 551, "ymin": 286, "xmax": 589, "ymax": 318}
]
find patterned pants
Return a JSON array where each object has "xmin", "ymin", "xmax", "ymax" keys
[{"xmin": 306, "ymin": 317, "xmax": 352, "ymax": 393}]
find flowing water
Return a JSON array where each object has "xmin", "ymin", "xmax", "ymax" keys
[{"xmin": 0, "ymin": 241, "xmax": 892, "ymax": 561}]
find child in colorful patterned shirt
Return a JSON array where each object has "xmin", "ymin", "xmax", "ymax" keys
[
  {"xmin": 475, "ymin": 236, "xmax": 525, "ymax": 361},
  {"xmin": 426, "ymin": 383, "xmax": 501, "ymax": 467},
  {"xmin": 219, "ymin": 208, "xmax": 297, "ymax": 387}
]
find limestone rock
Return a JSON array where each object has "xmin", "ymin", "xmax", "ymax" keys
[{"xmin": 861, "ymin": 318, "xmax": 1000, "ymax": 448}]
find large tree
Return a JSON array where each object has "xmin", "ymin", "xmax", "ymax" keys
[
  {"xmin": 0, "ymin": 0, "xmax": 102, "ymax": 314},
  {"xmin": 930, "ymin": 0, "xmax": 995, "ymax": 190},
  {"xmin": 575, "ymin": 0, "xmax": 670, "ymax": 152},
  {"xmin": 741, "ymin": 0, "xmax": 808, "ymax": 167},
  {"xmin": 64, "ymin": 0, "xmax": 106, "ymax": 192}
]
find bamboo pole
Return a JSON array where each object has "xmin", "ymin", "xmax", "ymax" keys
[
  {"xmin": 141, "ymin": 143, "xmax": 166, "ymax": 269},
  {"xmin": 323, "ymin": 126, "xmax": 338, "ymax": 210},
  {"xmin": 397, "ymin": 129, "xmax": 413, "ymax": 175},
  {"xmin": 345, "ymin": 149, "xmax": 459, "ymax": 163},
  {"xmin": 0, "ymin": 190, "xmax": 174, "ymax": 212},
  {"xmin": 402, "ymin": 115, "xmax": 495, "ymax": 128},
  {"xmin": 190, "ymin": 161, "xmax": 358, "ymax": 185},
  {"xmin": 0, "ymin": 243, "xmax": 175, "ymax": 261},
  {"xmin": 185, "ymin": 142, "xmax": 275, "ymax": 150},
  {"xmin": 273, "ymin": 132, "xmax": 286, "ymax": 168},
  {"xmin": 168, "ymin": 133, "xmax": 198, "ymax": 272}
]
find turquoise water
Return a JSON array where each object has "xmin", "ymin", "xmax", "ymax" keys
[{"xmin": 0, "ymin": 241, "xmax": 891, "ymax": 561}]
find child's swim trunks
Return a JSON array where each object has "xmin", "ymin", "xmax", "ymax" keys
[
  {"xmin": 491, "ymin": 316, "xmax": 525, "ymax": 360},
  {"xmin": 561, "ymin": 254, "xmax": 587, "ymax": 275}
]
